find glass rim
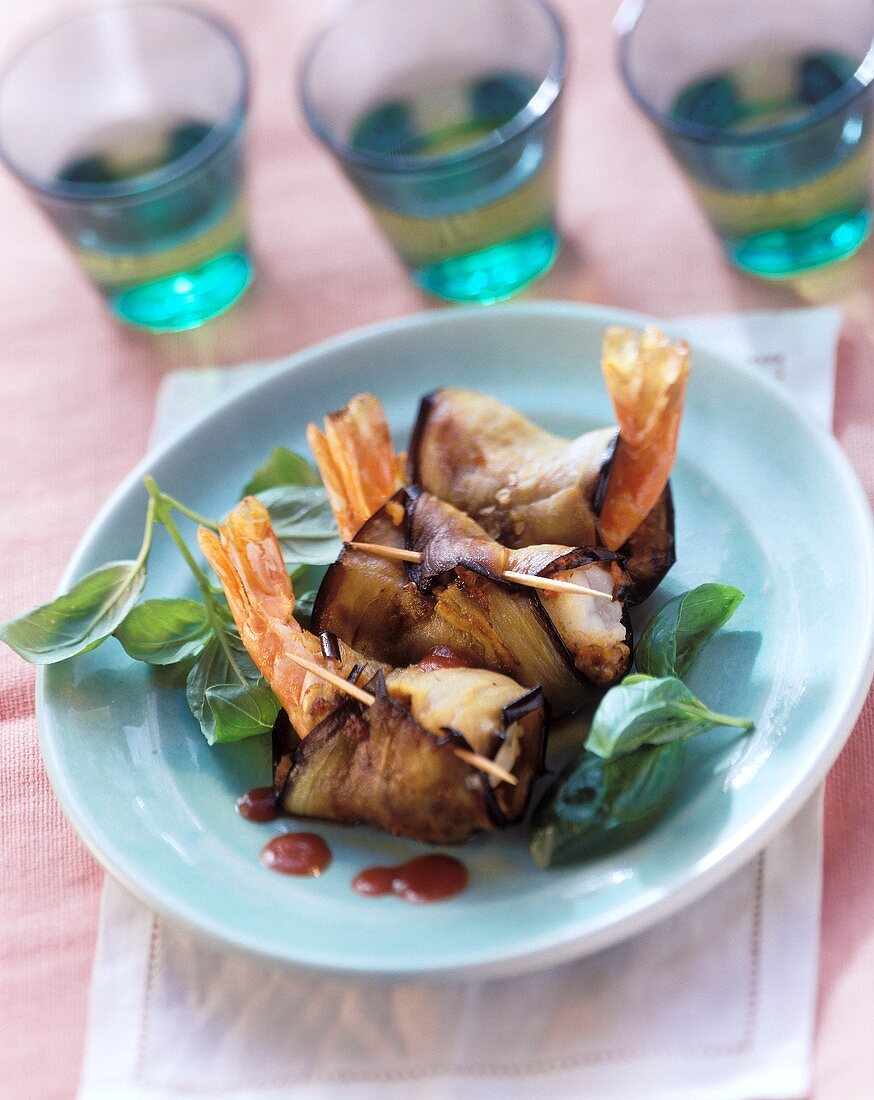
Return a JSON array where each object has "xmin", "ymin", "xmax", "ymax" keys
[
  {"xmin": 0, "ymin": 0, "xmax": 249, "ymax": 203},
  {"xmin": 615, "ymin": 0, "xmax": 874, "ymax": 146},
  {"xmin": 298, "ymin": 0, "xmax": 567, "ymax": 174}
]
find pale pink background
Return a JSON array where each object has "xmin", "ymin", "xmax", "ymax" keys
[{"xmin": 0, "ymin": 2, "xmax": 872, "ymax": 1097}]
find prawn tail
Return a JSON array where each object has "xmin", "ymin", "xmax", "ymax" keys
[
  {"xmin": 598, "ymin": 326, "xmax": 690, "ymax": 551},
  {"xmin": 199, "ymin": 496, "xmax": 376, "ymax": 736},
  {"xmin": 198, "ymin": 497, "xmax": 310, "ymax": 722},
  {"xmin": 307, "ymin": 393, "xmax": 406, "ymax": 541}
]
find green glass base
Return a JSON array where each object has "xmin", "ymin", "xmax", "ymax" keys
[
  {"xmin": 726, "ymin": 209, "xmax": 871, "ymax": 279},
  {"xmin": 414, "ymin": 228, "xmax": 559, "ymax": 303},
  {"xmin": 110, "ymin": 251, "xmax": 253, "ymax": 332}
]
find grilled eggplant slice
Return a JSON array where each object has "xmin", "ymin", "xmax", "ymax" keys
[
  {"xmin": 205, "ymin": 495, "xmax": 547, "ymax": 846},
  {"xmin": 312, "ymin": 488, "xmax": 631, "ymax": 716},
  {"xmin": 273, "ymin": 670, "xmax": 546, "ymax": 844},
  {"xmin": 409, "ymin": 388, "xmax": 675, "ymax": 602}
]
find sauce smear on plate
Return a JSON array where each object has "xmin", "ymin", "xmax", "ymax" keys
[
  {"xmin": 261, "ymin": 833, "xmax": 332, "ymax": 876},
  {"xmin": 353, "ymin": 854, "xmax": 469, "ymax": 902},
  {"xmin": 236, "ymin": 786, "xmax": 282, "ymax": 823}
]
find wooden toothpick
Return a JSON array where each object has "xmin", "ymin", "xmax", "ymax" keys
[
  {"xmin": 284, "ymin": 649, "xmax": 518, "ymax": 785},
  {"xmin": 346, "ymin": 541, "xmax": 613, "ymax": 600},
  {"xmin": 284, "ymin": 650, "xmax": 377, "ymax": 706},
  {"xmin": 451, "ymin": 748, "xmax": 518, "ymax": 786}
]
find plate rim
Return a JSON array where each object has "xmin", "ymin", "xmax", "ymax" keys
[{"xmin": 36, "ymin": 301, "xmax": 874, "ymax": 978}]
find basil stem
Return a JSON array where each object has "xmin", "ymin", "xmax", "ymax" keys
[
  {"xmin": 153, "ymin": 490, "xmax": 219, "ymax": 532},
  {"xmin": 144, "ymin": 476, "xmax": 245, "ymax": 685}
]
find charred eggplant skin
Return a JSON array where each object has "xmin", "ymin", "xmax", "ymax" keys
[
  {"xmin": 591, "ymin": 432, "xmax": 620, "ymax": 518},
  {"xmin": 616, "ymin": 485, "xmax": 675, "ymax": 604},
  {"xmin": 272, "ymin": 679, "xmax": 546, "ymax": 844},
  {"xmin": 404, "ymin": 483, "xmax": 510, "ymax": 591},
  {"xmin": 407, "ymin": 393, "xmax": 438, "ymax": 488},
  {"xmin": 591, "ymin": 436, "xmax": 675, "ymax": 603},
  {"xmin": 312, "ymin": 488, "xmax": 631, "ymax": 715},
  {"xmin": 409, "ymin": 388, "xmax": 675, "ymax": 604},
  {"xmin": 272, "ymin": 708, "xmax": 297, "ymax": 803}
]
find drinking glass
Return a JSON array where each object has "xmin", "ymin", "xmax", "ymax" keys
[
  {"xmin": 0, "ymin": 2, "xmax": 251, "ymax": 332},
  {"xmin": 617, "ymin": 0, "xmax": 874, "ymax": 278},
  {"xmin": 300, "ymin": 0, "xmax": 566, "ymax": 304}
]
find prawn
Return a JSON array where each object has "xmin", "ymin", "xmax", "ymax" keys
[
  {"xmin": 597, "ymin": 325, "xmax": 690, "ymax": 551},
  {"xmin": 197, "ymin": 496, "xmax": 384, "ymax": 737},
  {"xmin": 198, "ymin": 498, "xmax": 548, "ymax": 843},
  {"xmin": 306, "ymin": 393, "xmax": 406, "ymax": 541},
  {"xmin": 306, "ymin": 395, "xmax": 632, "ymax": 703},
  {"xmin": 198, "ymin": 496, "xmax": 546, "ymax": 756},
  {"xmin": 408, "ymin": 324, "xmax": 690, "ymax": 600}
]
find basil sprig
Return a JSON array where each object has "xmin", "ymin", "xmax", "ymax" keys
[
  {"xmin": 242, "ymin": 446, "xmax": 322, "ymax": 496},
  {"xmin": 0, "ymin": 497, "xmax": 155, "ymax": 665},
  {"xmin": 0, "ymin": 561, "xmax": 148, "ymax": 665},
  {"xmin": 186, "ymin": 628, "xmax": 278, "ymax": 746},
  {"xmin": 586, "ymin": 673, "xmax": 753, "ymax": 759},
  {"xmin": 115, "ymin": 598, "xmax": 211, "ymax": 666},
  {"xmin": 0, "ymin": 448, "xmax": 338, "ymax": 745},
  {"xmin": 257, "ymin": 486, "xmax": 342, "ymax": 569},
  {"xmin": 529, "ymin": 584, "xmax": 754, "ymax": 868},
  {"xmin": 530, "ymin": 741, "xmax": 687, "ymax": 869},
  {"xmin": 635, "ymin": 583, "xmax": 744, "ymax": 678}
]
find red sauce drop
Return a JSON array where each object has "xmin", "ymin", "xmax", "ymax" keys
[
  {"xmin": 261, "ymin": 832, "xmax": 332, "ymax": 877},
  {"xmin": 351, "ymin": 865, "xmax": 396, "ymax": 897},
  {"xmin": 236, "ymin": 786, "xmax": 282, "ymax": 823},
  {"xmin": 416, "ymin": 646, "xmax": 470, "ymax": 672},
  {"xmin": 352, "ymin": 854, "xmax": 469, "ymax": 902}
]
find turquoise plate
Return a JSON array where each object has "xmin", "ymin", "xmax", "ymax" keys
[{"xmin": 38, "ymin": 303, "xmax": 874, "ymax": 978}]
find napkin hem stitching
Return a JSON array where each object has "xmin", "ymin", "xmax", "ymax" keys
[{"xmin": 131, "ymin": 854, "xmax": 766, "ymax": 1090}]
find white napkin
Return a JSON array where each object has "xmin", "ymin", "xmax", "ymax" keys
[{"xmin": 78, "ymin": 306, "xmax": 842, "ymax": 1100}]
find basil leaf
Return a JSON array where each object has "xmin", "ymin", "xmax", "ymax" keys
[
  {"xmin": 114, "ymin": 598, "xmax": 211, "ymax": 665},
  {"xmin": 204, "ymin": 680, "xmax": 281, "ymax": 744},
  {"xmin": 186, "ymin": 631, "xmax": 269, "ymax": 744},
  {"xmin": 257, "ymin": 485, "xmax": 342, "ymax": 567},
  {"xmin": 635, "ymin": 583, "xmax": 744, "ymax": 678},
  {"xmin": 586, "ymin": 675, "xmax": 753, "ymax": 759},
  {"xmin": 529, "ymin": 741, "xmax": 687, "ymax": 868},
  {"xmin": 0, "ymin": 560, "xmax": 146, "ymax": 664},
  {"xmin": 243, "ymin": 447, "xmax": 321, "ymax": 495}
]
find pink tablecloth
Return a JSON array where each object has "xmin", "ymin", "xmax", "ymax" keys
[{"xmin": 0, "ymin": 2, "xmax": 872, "ymax": 1097}]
